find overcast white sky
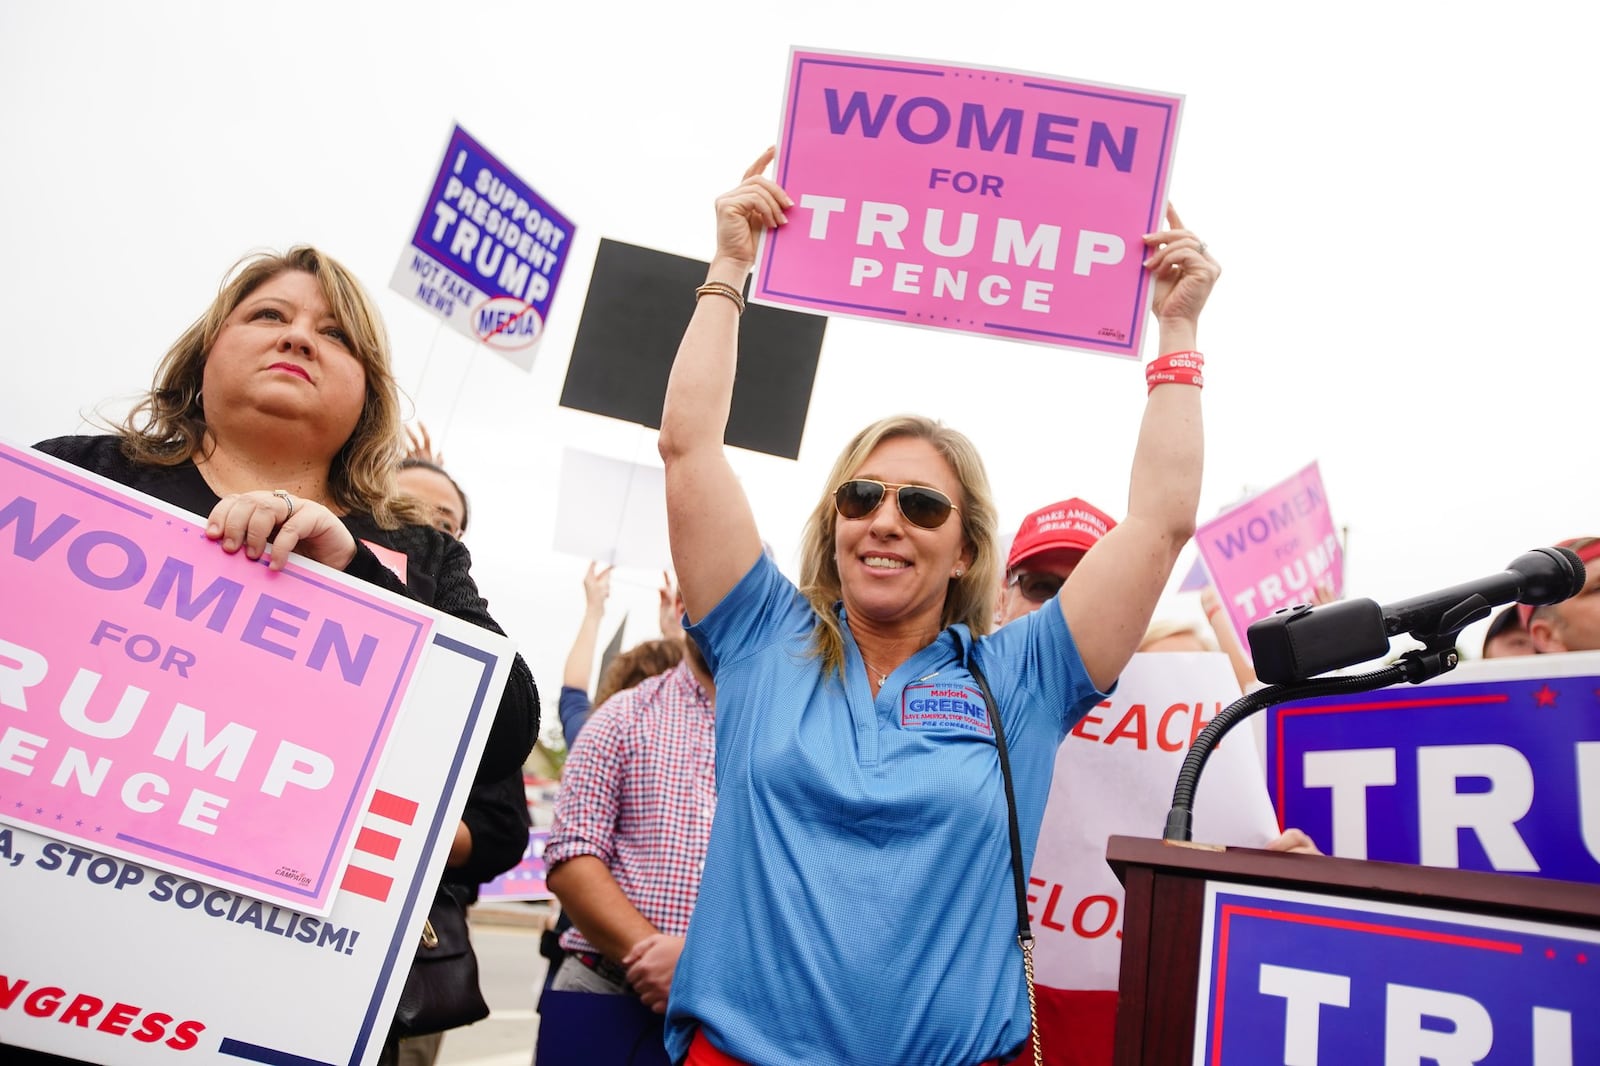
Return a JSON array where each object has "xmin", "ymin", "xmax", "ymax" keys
[{"xmin": 3, "ymin": 2, "xmax": 1588, "ymax": 740}]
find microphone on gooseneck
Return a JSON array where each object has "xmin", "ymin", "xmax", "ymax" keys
[
  {"xmin": 1165, "ymin": 546, "xmax": 1588, "ymax": 841},
  {"xmin": 1248, "ymin": 546, "xmax": 1587, "ymax": 684}
]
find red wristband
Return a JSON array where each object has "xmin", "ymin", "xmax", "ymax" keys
[
  {"xmin": 1146, "ymin": 350, "xmax": 1204, "ymax": 394},
  {"xmin": 1154, "ymin": 349, "xmax": 1204, "ymax": 368}
]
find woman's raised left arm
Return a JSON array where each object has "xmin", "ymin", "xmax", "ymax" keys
[{"xmin": 1062, "ymin": 206, "xmax": 1219, "ymax": 691}]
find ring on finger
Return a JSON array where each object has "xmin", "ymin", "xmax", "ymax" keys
[
  {"xmin": 1198, "ymin": 240, "xmax": 1209, "ymax": 255},
  {"xmin": 272, "ymin": 489, "xmax": 296, "ymax": 522}
]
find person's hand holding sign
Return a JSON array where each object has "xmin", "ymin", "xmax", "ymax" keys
[
  {"xmin": 207, "ymin": 490, "xmax": 357, "ymax": 572},
  {"xmin": 1143, "ymin": 205, "xmax": 1220, "ymax": 334},
  {"xmin": 713, "ymin": 147, "xmax": 792, "ymax": 272}
]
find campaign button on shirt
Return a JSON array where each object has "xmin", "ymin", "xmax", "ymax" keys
[{"xmin": 900, "ymin": 683, "xmax": 992, "ymax": 736}]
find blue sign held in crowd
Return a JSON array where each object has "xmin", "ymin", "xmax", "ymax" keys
[{"xmin": 391, "ymin": 124, "xmax": 575, "ymax": 371}]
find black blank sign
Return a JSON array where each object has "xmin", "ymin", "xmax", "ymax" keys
[{"xmin": 559, "ymin": 238, "xmax": 826, "ymax": 460}]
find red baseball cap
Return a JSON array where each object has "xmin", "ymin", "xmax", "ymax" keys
[{"xmin": 1007, "ymin": 498, "xmax": 1117, "ymax": 572}]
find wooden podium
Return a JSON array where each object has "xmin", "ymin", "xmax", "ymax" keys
[{"xmin": 1106, "ymin": 835, "xmax": 1600, "ymax": 1065}]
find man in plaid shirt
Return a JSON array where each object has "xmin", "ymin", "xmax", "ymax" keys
[{"xmin": 540, "ymin": 616, "xmax": 715, "ymax": 1059}]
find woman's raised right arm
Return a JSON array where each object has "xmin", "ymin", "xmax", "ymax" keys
[{"xmin": 658, "ymin": 150, "xmax": 790, "ymax": 622}]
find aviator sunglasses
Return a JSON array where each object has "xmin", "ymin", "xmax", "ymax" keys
[{"xmin": 833, "ymin": 479, "xmax": 959, "ymax": 531}]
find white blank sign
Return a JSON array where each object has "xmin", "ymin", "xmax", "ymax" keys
[{"xmin": 552, "ymin": 447, "xmax": 670, "ymax": 571}]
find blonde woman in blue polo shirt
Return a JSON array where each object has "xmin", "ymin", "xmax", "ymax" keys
[{"xmin": 657, "ymin": 149, "xmax": 1217, "ymax": 1066}]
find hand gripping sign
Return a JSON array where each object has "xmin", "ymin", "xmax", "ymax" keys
[
  {"xmin": 0, "ymin": 442, "xmax": 518, "ymax": 1065},
  {"xmin": 753, "ymin": 47, "xmax": 1183, "ymax": 358}
]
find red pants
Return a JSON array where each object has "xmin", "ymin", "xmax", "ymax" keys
[
  {"xmin": 686, "ymin": 1030, "xmax": 1023, "ymax": 1065},
  {"xmin": 686, "ymin": 1031, "xmax": 745, "ymax": 1066}
]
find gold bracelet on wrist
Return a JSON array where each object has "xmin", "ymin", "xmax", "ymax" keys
[{"xmin": 695, "ymin": 281, "xmax": 746, "ymax": 314}]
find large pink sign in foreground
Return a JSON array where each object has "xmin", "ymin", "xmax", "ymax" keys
[
  {"xmin": 754, "ymin": 48, "xmax": 1183, "ymax": 358},
  {"xmin": 0, "ymin": 443, "xmax": 432, "ymax": 914},
  {"xmin": 1195, "ymin": 461, "xmax": 1343, "ymax": 654}
]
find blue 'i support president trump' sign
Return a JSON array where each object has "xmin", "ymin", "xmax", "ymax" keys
[{"xmin": 391, "ymin": 124, "xmax": 575, "ymax": 371}]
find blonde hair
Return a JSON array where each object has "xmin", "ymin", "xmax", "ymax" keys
[
  {"xmin": 797, "ymin": 414, "xmax": 999, "ymax": 679},
  {"xmin": 1138, "ymin": 619, "xmax": 1216, "ymax": 652},
  {"xmin": 117, "ymin": 246, "xmax": 420, "ymax": 528}
]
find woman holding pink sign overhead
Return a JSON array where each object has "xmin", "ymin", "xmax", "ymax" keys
[
  {"xmin": 11, "ymin": 245, "xmax": 537, "ymax": 1066},
  {"xmin": 656, "ymin": 148, "xmax": 1217, "ymax": 1065}
]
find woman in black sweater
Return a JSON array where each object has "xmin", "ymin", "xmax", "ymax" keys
[{"xmin": 13, "ymin": 245, "xmax": 538, "ymax": 1065}]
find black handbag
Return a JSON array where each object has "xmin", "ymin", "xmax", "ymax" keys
[{"xmin": 392, "ymin": 884, "xmax": 491, "ymax": 1037}]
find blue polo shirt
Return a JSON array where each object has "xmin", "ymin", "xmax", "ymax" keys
[{"xmin": 665, "ymin": 555, "xmax": 1106, "ymax": 1065}]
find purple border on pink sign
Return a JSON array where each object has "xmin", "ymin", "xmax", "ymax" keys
[{"xmin": 755, "ymin": 50, "xmax": 1182, "ymax": 358}]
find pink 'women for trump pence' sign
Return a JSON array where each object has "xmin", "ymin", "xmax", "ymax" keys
[
  {"xmin": 0, "ymin": 442, "xmax": 432, "ymax": 914},
  {"xmin": 754, "ymin": 48, "xmax": 1183, "ymax": 358},
  {"xmin": 1195, "ymin": 461, "xmax": 1344, "ymax": 654}
]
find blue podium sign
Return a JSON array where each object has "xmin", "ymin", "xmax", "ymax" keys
[
  {"xmin": 1268, "ymin": 653, "xmax": 1600, "ymax": 883},
  {"xmin": 1194, "ymin": 881, "xmax": 1599, "ymax": 1065}
]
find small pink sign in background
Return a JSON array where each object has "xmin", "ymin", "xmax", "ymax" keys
[
  {"xmin": 477, "ymin": 827, "xmax": 551, "ymax": 902},
  {"xmin": 1195, "ymin": 461, "xmax": 1344, "ymax": 654},
  {"xmin": 0, "ymin": 443, "xmax": 431, "ymax": 914},
  {"xmin": 754, "ymin": 47, "xmax": 1183, "ymax": 358}
]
